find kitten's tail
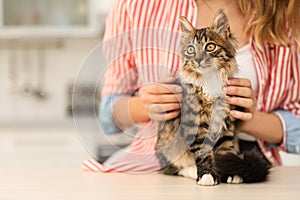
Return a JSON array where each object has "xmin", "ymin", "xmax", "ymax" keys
[{"xmin": 214, "ymin": 149, "xmax": 272, "ymax": 183}]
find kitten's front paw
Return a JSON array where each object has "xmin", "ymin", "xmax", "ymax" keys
[
  {"xmin": 197, "ymin": 174, "xmax": 218, "ymax": 186},
  {"xmin": 227, "ymin": 175, "xmax": 243, "ymax": 184}
]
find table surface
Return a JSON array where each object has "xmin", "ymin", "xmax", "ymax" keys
[{"xmin": 1, "ymin": 167, "xmax": 299, "ymax": 200}]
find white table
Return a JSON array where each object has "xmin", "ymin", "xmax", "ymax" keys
[{"xmin": 0, "ymin": 167, "xmax": 299, "ymax": 200}]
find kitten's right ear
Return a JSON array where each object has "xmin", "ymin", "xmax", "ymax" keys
[
  {"xmin": 180, "ymin": 17, "xmax": 195, "ymax": 35},
  {"xmin": 211, "ymin": 9, "xmax": 230, "ymax": 38}
]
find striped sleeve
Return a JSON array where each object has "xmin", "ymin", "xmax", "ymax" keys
[
  {"xmin": 101, "ymin": 0, "xmax": 138, "ymax": 97},
  {"xmin": 284, "ymin": 43, "xmax": 300, "ymax": 118},
  {"xmin": 254, "ymin": 39, "xmax": 300, "ymax": 165}
]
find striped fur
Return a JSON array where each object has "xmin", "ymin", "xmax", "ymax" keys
[{"xmin": 155, "ymin": 10, "xmax": 270, "ymax": 186}]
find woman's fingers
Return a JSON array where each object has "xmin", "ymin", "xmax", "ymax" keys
[
  {"xmin": 145, "ymin": 101, "xmax": 181, "ymax": 121},
  {"xmin": 229, "ymin": 110, "xmax": 253, "ymax": 121},
  {"xmin": 143, "ymin": 84, "xmax": 182, "ymax": 95},
  {"xmin": 227, "ymin": 96, "xmax": 254, "ymax": 109},
  {"xmin": 227, "ymin": 96, "xmax": 254, "ymax": 121},
  {"xmin": 158, "ymin": 75, "xmax": 176, "ymax": 84},
  {"xmin": 225, "ymin": 78, "xmax": 256, "ymax": 121},
  {"xmin": 139, "ymin": 82, "xmax": 183, "ymax": 121},
  {"xmin": 143, "ymin": 93, "xmax": 182, "ymax": 104},
  {"xmin": 140, "ymin": 83, "xmax": 182, "ymax": 104},
  {"xmin": 226, "ymin": 78, "xmax": 253, "ymax": 97},
  {"xmin": 224, "ymin": 86, "xmax": 253, "ymax": 98},
  {"xmin": 149, "ymin": 109, "xmax": 180, "ymax": 121},
  {"xmin": 149, "ymin": 103, "xmax": 181, "ymax": 113},
  {"xmin": 227, "ymin": 78, "xmax": 252, "ymax": 88}
]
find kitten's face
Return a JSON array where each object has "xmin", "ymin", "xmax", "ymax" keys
[
  {"xmin": 182, "ymin": 29, "xmax": 226, "ymax": 74},
  {"xmin": 180, "ymin": 10, "xmax": 237, "ymax": 77}
]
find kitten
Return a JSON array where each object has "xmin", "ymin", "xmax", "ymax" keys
[{"xmin": 155, "ymin": 10, "xmax": 271, "ymax": 186}]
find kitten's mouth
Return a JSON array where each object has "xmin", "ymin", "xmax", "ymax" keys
[{"xmin": 197, "ymin": 64, "xmax": 215, "ymax": 73}]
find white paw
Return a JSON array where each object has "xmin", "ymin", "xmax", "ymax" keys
[
  {"xmin": 178, "ymin": 165, "xmax": 197, "ymax": 180},
  {"xmin": 227, "ymin": 175, "xmax": 243, "ymax": 184},
  {"xmin": 197, "ymin": 174, "xmax": 217, "ymax": 186}
]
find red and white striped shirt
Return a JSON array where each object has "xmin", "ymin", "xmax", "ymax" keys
[{"xmin": 83, "ymin": 0, "xmax": 300, "ymax": 172}]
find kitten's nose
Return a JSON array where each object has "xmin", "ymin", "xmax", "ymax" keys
[
  {"xmin": 196, "ymin": 56, "xmax": 203, "ymax": 64},
  {"xmin": 196, "ymin": 53, "xmax": 209, "ymax": 65}
]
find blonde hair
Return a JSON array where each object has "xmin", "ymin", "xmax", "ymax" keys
[{"xmin": 237, "ymin": 0, "xmax": 300, "ymax": 46}]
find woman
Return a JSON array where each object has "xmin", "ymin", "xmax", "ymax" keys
[{"xmin": 83, "ymin": 0, "xmax": 300, "ymax": 172}]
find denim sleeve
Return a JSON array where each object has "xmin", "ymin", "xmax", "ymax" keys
[
  {"xmin": 275, "ymin": 110, "xmax": 300, "ymax": 154},
  {"xmin": 99, "ymin": 94, "xmax": 123, "ymax": 135}
]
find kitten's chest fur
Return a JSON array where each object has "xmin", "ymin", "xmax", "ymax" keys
[
  {"xmin": 179, "ymin": 69, "xmax": 228, "ymax": 139},
  {"xmin": 181, "ymin": 68, "xmax": 226, "ymax": 98}
]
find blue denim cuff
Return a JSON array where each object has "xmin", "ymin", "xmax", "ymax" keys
[
  {"xmin": 275, "ymin": 110, "xmax": 300, "ymax": 154},
  {"xmin": 99, "ymin": 94, "xmax": 123, "ymax": 134}
]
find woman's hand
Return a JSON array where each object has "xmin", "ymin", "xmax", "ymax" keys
[
  {"xmin": 139, "ymin": 77, "xmax": 182, "ymax": 121},
  {"xmin": 223, "ymin": 77, "xmax": 284, "ymax": 143},
  {"xmin": 224, "ymin": 78, "xmax": 256, "ymax": 121}
]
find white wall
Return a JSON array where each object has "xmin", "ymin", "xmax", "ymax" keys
[{"xmin": 94, "ymin": 0, "xmax": 113, "ymax": 13}]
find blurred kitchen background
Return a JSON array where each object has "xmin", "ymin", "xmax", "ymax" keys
[
  {"xmin": 0, "ymin": 0, "xmax": 299, "ymax": 169},
  {"xmin": 0, "ymin": 0, "xmax": 117, "ymax": 169}
]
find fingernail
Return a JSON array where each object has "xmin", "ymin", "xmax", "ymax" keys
[
  {"xmin": 177, "ymin": 94, "xmax": 183, "ymax": 101},
  {"xmin": 223, "ymin": 87, "xmax": 229, "ymax": 93},
  {"xmin": 226, "ymin": 96, "xmax": 231, "ymax": 102},
  {"xmin": 176, "ymin": 86, "xmax": 183, "ymax": 93},
  {"xmin": 230, "ymin": 110, "xmax": 236, "ymax": 115}
]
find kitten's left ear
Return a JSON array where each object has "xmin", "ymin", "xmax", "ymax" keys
[
  {"xmin": 180, "ymin": 17, "xmax": 195, "ymax": 35},
  {"xmin": 211, "ymin": 9, "xmax": 230, "ymax": 38}
]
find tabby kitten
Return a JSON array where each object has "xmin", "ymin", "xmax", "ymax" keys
[{"xmin": 155, "ymin": 10, "xmax": 271, "ymax": 186}]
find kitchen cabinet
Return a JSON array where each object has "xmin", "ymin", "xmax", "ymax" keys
[{"xmin": 0, "ymin": 0, "xmax": 107, "ymax": 38}]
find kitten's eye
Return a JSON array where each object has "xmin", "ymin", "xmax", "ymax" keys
[
  {"xmin": 186, "ymin": 45, "xmax": 195, "ymax": 56},
  {"xmin": 204, "ymin": 42, "xmax": 216, "ymax": 52}
]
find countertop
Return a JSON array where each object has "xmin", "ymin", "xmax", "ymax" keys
[
  {"xmin": 1, "ymin": 167, "xmax": 299, "ymax": 200},
  {"xmin": 1, "ymin": 126, "xmax": 300, "ymax": 199}
]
